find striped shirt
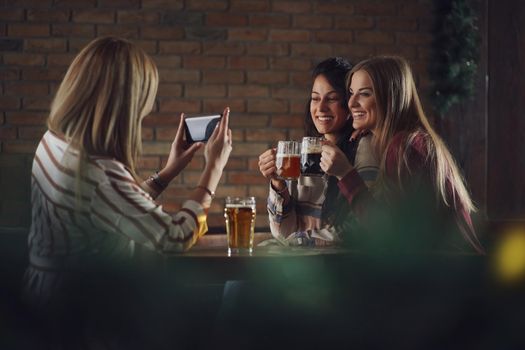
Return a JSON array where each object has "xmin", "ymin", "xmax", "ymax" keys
[
  {"xmin": 28, "ymin": 130, "xmax": 207, "ymax": 270},
  {"xmin": 267, "ymin": 133, "xmax": 379, "ymax": 245}
]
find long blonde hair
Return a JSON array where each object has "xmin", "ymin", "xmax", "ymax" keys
[
  {"xmin": 48, "ymin": 36, "xmax": 158, "ymax": 179},
  {"xmin": 347, "ymin": 56, "xmax": 481, "ymax": 251}
]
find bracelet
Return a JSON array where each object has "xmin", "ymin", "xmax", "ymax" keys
[
  {"xmin": 195, "ymin": 185, "xmax": 215, "ymax": 199},
  {"xmin": 149, "ymin": 171, "xmax": 169, "ymax": 190}
]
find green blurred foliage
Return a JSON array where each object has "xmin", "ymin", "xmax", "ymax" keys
[{"xmin": 430, "ymin": 0, "xmax": 480, "ymax": 116}]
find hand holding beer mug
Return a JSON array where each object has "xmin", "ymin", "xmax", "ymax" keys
[
  {"xmin": 276, "ymin": 141, "xmax": 301, "ymax": 180},
  {"xmin": 224, "ymin": 196, "xmax": 256, "ymax": 255},
  {"xmin": 301, "ymin": 137, "xmax": 324, "ymax": 176}
]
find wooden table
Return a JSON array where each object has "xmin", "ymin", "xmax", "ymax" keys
[
  {"xmin": 187, "ymin": 231, "xmax": 344, "ymax": 255},
  {"xmin": 161, "ymin": 232, "xmax": 348, "ymax": 284},
  {"xmin": 157, "ymin": 233, "xmax": 490, "ymax": 349}
]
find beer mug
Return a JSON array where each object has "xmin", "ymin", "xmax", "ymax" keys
[
  {"xmin": 224, "ymin": 196, "xmax": 256, "ymax": 254},
  {"xmin": 276, "ymin": 141, "xmax": 301, "ymax": 180},
  {"xmin": 301, "ymin": 137, "xmax": 324, "ymax": 176}
]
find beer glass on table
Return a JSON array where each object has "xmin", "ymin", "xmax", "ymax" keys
[
  {"xmin": 276, "ymin": 141, "xmax": 301, "ymax": 180},
  {"xmin": 301, "ymin": 137, "xmax": 324, "ymax": 176},
  {"xmin": 224, "ymin": 197, "xmax": 256, "ymax": 255}
]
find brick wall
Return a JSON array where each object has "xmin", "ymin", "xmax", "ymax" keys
[{"xmin": 0, "ymin": 0, "xmax": 434, "ymax": 229}]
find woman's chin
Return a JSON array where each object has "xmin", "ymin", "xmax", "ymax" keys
[
  {"xmin": 352, "ymin": 121, "xmax": 364, "ymax": 130},
  {"xmin": 317, "ymin": 128, "xmax": 335, "ymax": 136},
  {"xmin": 316, "ymin": 124, "xmax": 340, "ymax": 135}
]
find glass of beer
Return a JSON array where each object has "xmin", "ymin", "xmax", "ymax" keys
[
  {"xmin": 276, "ymin": 141, "xmax": 301, "ymax": 180},
  {"xmin": 224, "ymin": 196, "xmax": 256, "ymax": 255},
  {"xmin": 301, "ymin": 137, "xmax": 324, "ymax": 176}
]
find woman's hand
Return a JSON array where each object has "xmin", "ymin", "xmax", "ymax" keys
[
  {"xmin": 189, "ymin": 107, "xmax": 232, "ymax": 207},
  {"xmin": 162, "ymin": 113, "xmax": 204, "ymax": 181},
  {"xmin": 258, "ymin": 148, "xmax": 286, "ymax": 191},
  {"xmin": 204, "ymin": 107, "xmax": 232, "ymax": 172},
  {"xmin": 258, "ymin": 148, "xmax": 278, "ymax": 180},
  {"xmin": 320, "ymin": 141, "xmax": 354, "ymax": 180}
]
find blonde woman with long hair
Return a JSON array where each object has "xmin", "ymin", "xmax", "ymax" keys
[
  {"xmin": 24, "ymin": 36, "xmax": 232, "ymax": 308},
  {"xmin": 320, "ymin": 56, "xmax": 483, "ymax": 254}
]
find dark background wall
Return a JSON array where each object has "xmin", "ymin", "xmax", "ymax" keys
[
  {"xmin": 487, "ymin": 0, "xmax": 525, "ymax": 222},
  {"xmin": 0, "ymin": 0, "xmax": 522, "ymax": 231}
]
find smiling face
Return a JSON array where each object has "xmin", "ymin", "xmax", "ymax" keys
[
  {"xmin": 310, "ymin": 74, "xmax": 349, "ymax": 142},
  {"xmin": 348, "ymin": 69, "xmax": 378, "ymax": 132}
]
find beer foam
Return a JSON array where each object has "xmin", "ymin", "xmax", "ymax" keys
[
  {"xmin": 225, "ymin": 204, "xmax": 256, "ymax": 209},
  {"xmin": 302, "ymin": 144, "xmax": 322, "ymax": 153},
  {"xmin": 276, "ymin": 154, "xmax": 300, "ymax": 158}
]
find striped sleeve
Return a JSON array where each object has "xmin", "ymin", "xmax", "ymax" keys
[
  {"xmin": 90, "ymin": 170, "xmax": 207, "ymax": 253},
  {"xmin": 267, "ymin": 183, "xmax": 297, "ymax": 243}
]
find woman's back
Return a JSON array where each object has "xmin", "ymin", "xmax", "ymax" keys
[
  {"xmin": 30, "ymin": 130, "xmax": 207, "ymax": 268},
  {"xmin": 30, "ymin": 131, "xmax": 133, "ymax": 264}
]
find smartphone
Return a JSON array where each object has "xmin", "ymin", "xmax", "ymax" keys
[{"xmin": 184, "ymin": 114, "xmax": 222, "ymax": 143}]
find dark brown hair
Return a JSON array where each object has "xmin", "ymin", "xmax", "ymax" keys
[{"xmin": 304, "ymin": 57, "xmax": 353, "ymax": 141}]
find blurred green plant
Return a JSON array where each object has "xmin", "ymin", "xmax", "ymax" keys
[{"xmin": 429, "ymin": 0, "xmax": 480, "ymax": 116}]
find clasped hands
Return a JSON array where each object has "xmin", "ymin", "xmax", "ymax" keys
[{"xmin": 258, "ymin": 138, "xmax": 356, "ymax": 183}]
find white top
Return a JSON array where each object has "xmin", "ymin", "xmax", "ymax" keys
[{"xmin": 28, "ymin": 131, "xmax": 207, "ymax": 268}]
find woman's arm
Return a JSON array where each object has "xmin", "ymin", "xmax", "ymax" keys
[
  {"xmin": 353, "ymin": 134, "xmax": 379, "ymax": 188},
  {"xmin": 267, "ymin": 181, "xmax": 299, "ymax": 242},
  {"xmin": 258, "ymin": 148, "xmax": 299, "ymax": 241},
  {"xmin": 141, "ymin": 112, "xmax": 204, "ymax": 200},
  {"xmin": 337, "ymin": 132, "xmax": 426, "ymax": 212},
  {"xmin": 93, "ymin": 108, "xmax": 233, "ymax": 253},
  {"xmin": 142, "ymin": 108, "xmax": 232, "ymax": 209},
  {"xmin": 92, "ymin": 177, "xmax": 207, "ymax": 253}
]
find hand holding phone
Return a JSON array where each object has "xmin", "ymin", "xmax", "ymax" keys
[
  {"xmin": 203, "ymin": 107, "xmax": 232, "ymax": 176},
  {"xmin": 184, "ymin": 114, "xmax": 222, "ymax": 143}
]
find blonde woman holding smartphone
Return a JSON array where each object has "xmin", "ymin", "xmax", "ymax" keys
[{"xmin": 24, "ymin": 37, "xmax": 233, "ymax": 308}]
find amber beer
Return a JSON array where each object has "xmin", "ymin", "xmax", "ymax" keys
[
  {"xmin": 276, "ymin": 154, "xmax": 300, "ymax": 180},
  {"xmin": 301, "ymin": 137, "xmax": 324, "ymax": 176},
  {"xmin": 224, "ymin": 197, "xmax": 256, "ymax": 254},
  {"xmin": 276, "ymin": 141, "xmax": 301, "ymax": 180}
]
